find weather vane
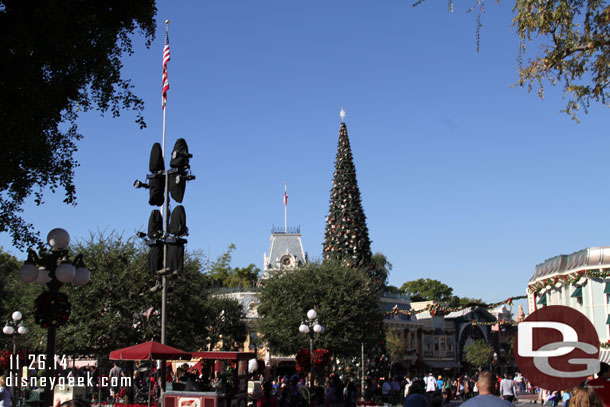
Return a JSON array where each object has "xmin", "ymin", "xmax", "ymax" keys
[{"xmin": 340, "ymin": 108, "xmax": 346, "ymax": 122}]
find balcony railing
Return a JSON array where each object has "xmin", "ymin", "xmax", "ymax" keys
[{"xmin": 271, "ymin": 225, "xmax": 301, "ymax": 234}]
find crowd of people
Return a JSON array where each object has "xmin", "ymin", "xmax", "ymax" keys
[
  {"xmin": 3, "ymin": 362, "xmax": 610, "ymax": 407},
  {"xmin": 250, "ymin": 371, "xmax": 519, "ymax": 407},
  {"xmin": 252, "ymin": 364, "xmax": 610, "ymax": 407}
]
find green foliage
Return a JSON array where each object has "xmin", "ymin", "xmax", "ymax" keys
[
  {"xmin": 399, "ymin": 278, "xmax": 482, "ymax": 306},
  {"xmin": 512, "ymin": 0, "xmax": 610, "ymax": 119},
  {"xmin": 385, "ymin": 330, "xmax": 406, "ymax": 363},
  {"xmin": 400, "ymin": 278, "xmax": 454, "ymax": 302},
  {"xmin": 464, "ymin": 339, "xmax": 494, "ymax": 368},
  {"xmin": 371, "ymin": 252, "xmax": 391, "ymax": 288},
  {"xmin": 416, "ymin": 0, "xmax": 610, "ymax": 120},
  {"xmin": 0, "ymin": 233, "xmax": 247, "ymax": 358},
  {"xmin": 384, "ymin": 285, "xmax": 402, "ymax": 295},
  {"xmin": 0, "ymin": 249, "xmax": 21, "ymax": 320},
  {"xmin": 323, "ymin": 123, "xmax": 373, "ymax": 270},
  {"xmin": 56, "ymin": 233, "xmax": 155, "ymax": 357},
  {"xmin": 0, "ymin": 249, "xmax": 35, "ymax": 352},
  {"xmin": 0, "ymin": 1, "xmax": 157, "ymax": 249},
  {"xmin": 208, "ymin": 244, "xmax": 260, "ymax": 288},
  {"xmin": 257, "ymin": 261, "xmax": 383, "ymax": 357},
  {"xmin": 451, "ymin": 296, "xmax": 483, "ymax": 307},
  {"xmin": 0, "ymin": 249, "xmax": 48, "ymax": 354},
  {"xmin": 205, "ymin": 297, "xmax": 247, "ymax": 351}
]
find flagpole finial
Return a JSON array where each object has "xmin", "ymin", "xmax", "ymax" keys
[
  {"xmin": 165, "ymin": 19, "xmax": 170, "ymax": 24},
  {"xmin": 339, "ymin": 108, "xmax": 346, "ymax": 122}
]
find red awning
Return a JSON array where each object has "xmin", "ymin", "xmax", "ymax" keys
[
  {"xmin": 109, "ymin": 341, "xmax": 191, "ymax": 361},
  {"xmin": 191, "ymin": 351, "xmax": 256, "ymax": 361}
]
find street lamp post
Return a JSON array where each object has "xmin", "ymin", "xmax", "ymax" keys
[
  {"xmin": 3, "ymin": 311, "xmax": 28, "ymax": 406},
  {"xmin": 17, "ymin": 228, "xmax": 90, "ymax": 407},
  {"xmin": 298, "ymin": 309, "xmax": 324, "ymax": 388}
]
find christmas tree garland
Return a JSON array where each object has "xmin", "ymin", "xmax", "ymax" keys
[
  {"xmin": 381, "ymin": 291, "xmax": 610, "ymax": 351},
  {"xmin": 527, "ymin": 269, "xmax": 610, "ymax": 294},
  {"xmin": 383, "ymin": 295, "xmax": 527, "ymax": 317}
]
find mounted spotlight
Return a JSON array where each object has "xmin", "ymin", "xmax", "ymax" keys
[
  {"xmin": 170, "ymin": 139, "xmax": 192, "ymax": 169},
  {"xmin": 168, "ymin": 139, "xmax": 195, "ymax": 203},
  {"xmin": 148, "ymin": 210, "xmax": 164, "ymax": 239},
  {"xmin": 149, "ymin": 143, "xmax": 164, "ymax": 173},
  {"xmin": 148, "ymin": 174, "xmax": 165, "ymax": 206},
  {"xmin": 134, "ymin": 180, "xmax": 150, "ymax": 189}
]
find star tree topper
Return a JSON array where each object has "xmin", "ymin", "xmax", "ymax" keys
[{"xmin": 340, "ymin": 107, "xmax": 346, "ymax": 122}]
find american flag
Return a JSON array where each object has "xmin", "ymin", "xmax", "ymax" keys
[
  {"xmin": 162, "ymin": 31, "xmax": 170, "ymax": 108},
  {"xmin": 283, "ymin": 186, "xmax": 288, "ymax": 206}
]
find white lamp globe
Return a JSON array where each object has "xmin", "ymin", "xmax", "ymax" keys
[
  {"xmin": 55, "ymin": 262, "xmax": 76, "ymax": 283},
  {"xmin": 47, "ymin": 228, "xmax": 70, "ymax": 251},
  {"xmin": 3, "ymin": 325, "xmax": 14, "ymax": 335},
  {"xmin": 248, "ymin": 358, "xmax": 258, "ymax": 374},
  {"xmin": 72, "ymin": 267, "xmax": 90, "ymax": 286},
  {"xmin": 35, "ymin": 268, "xmax": 52, "ymax": 284},
  {"xmin": 307, "ymin": 309, "xmax": 317, "ymax": 320},
  {"xmin": 313, "ymin": 324, "xmax": 323, "ymax": 333},
  {"xmin": 12, "ymin": 311, "xmax": 22, "ymax": 321},
  {"xmin": 17, "ymin": 326, "xmax": 28, "ymax": 335},
  {"xmin": 18, "ymin": 263, "xmax": 38, "ymax": 283},
  {"xmin": 299, "ymin": 324, "xmax": 310, "ymax": 334}
]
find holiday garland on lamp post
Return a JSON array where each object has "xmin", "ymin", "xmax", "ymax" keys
[
  {"xmin": 296, "ymin": 349, "xmax": 310, "ymax": 373},
  {"xmin": 34, "ymin": 291, "xmax": 71, "ymax": 328},
  {"xmin": 312, "ymin": 348, "xmax": 330, "ymax": 367}
]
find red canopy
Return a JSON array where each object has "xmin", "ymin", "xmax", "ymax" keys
[
  {"xmin": 109, "ymin": 341, "xmax": 191, "ymax": 361},
  {"xmin": 191, "ymin": 351, "xmax": 256, "ymax": 361}
]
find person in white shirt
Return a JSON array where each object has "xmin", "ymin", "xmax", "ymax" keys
[
  {"xmin": 426, "ymin": 373, "xmax": 438, "ymax": 395},
  {"xmin": 499, "ymin": 373, "xmax": 517, "ymax": 402}
]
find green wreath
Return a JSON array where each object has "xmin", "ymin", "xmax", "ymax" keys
[{"xmin": 34, "ymin": 291, "xmax": 71, "ymax": 328}]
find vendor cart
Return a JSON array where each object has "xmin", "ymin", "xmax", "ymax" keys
[{"xmin": 163, "ymin": 351, "xmax": 256, "ymax": 407}]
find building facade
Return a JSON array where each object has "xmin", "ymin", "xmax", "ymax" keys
[{"xmin": 527, "ymin": 246, "xmax": 610, "ymax": 362}]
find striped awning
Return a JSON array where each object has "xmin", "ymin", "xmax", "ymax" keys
[{"xmin": 600, "ymin": 350, "xmax": 610, "ymax": 364}]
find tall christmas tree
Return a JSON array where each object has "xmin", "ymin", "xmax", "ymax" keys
[{"xmin": 323, "ymin": 115, "xmax": 373, "ymax": 269}]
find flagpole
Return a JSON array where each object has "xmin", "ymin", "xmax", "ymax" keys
[
  {"xmin": 161, "ymin": 19, "xmax": 169, "ymax": 347},
  {"xmin": 284, "ymin": 181, "xmax": 287, "ymax": 233},
  {"xmin": 160, "ymin": 19, "xmax": 170, "ymax": 394}
]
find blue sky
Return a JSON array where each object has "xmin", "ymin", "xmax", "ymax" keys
[{"xmin": 4, "ymin": 0, "xmax": 610, "ymax": 305}]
